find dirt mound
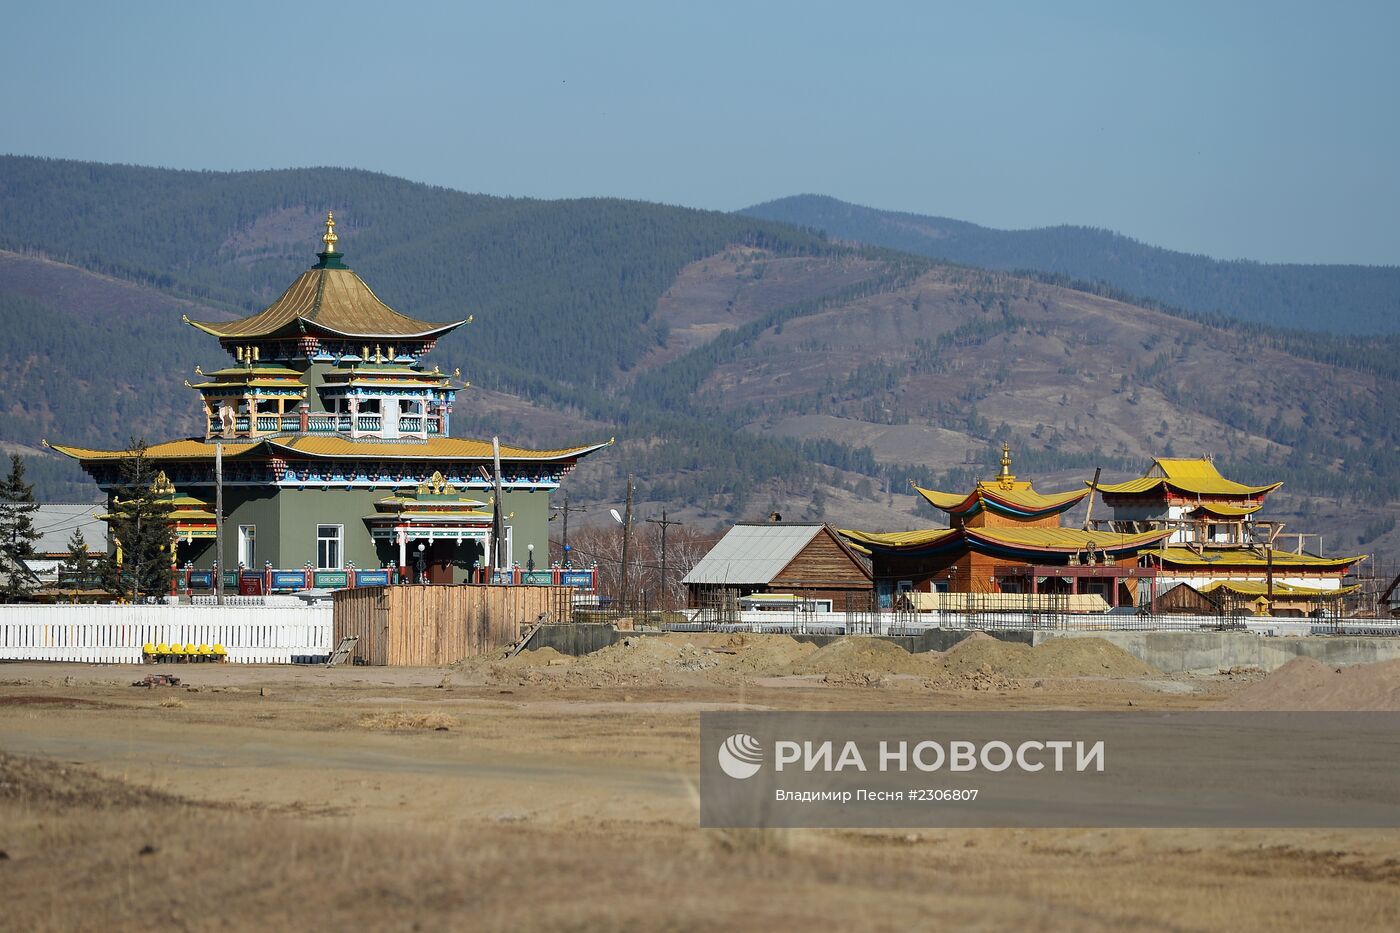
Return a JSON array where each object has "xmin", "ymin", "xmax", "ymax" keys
[
  {"xmin": 1032, "ymin": 637, "xmax": 1160, "ymax": 677},
  {"xmin": 1219, "ymin": 657, "xmax": 1400, "ymax": 711},
  {"xmin": 717, "ymin": 634, "xmax": 818, "ymax": 674},
  {"xmin": 792, "ymin": 637, "xmax": 926, "ymax": 675},
  {"xmin": 930, "ymin": 635, "xmax": 1158, "ymax": 679},
  {"xmin": 497, "ymin": 646, "xmax": 573, "ymax": 669},
  {"xmin": 936, "ymin": 636, "xmax": 1036, "ymax": 677}
]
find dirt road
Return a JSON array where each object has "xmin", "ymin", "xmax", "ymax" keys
[{"xmin": 2, "ymin": 655, "xmax": 1398, "ymax": 931}]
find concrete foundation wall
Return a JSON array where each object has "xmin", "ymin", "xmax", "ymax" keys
[{"xmin": 1033, "ymin": 630, "xmax": 1400, "ymax": 673}]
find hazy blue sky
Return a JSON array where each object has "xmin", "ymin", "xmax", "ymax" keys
[{"xmin": 2, "ymin": 1, "xmax": 1395, "ymax": 264}]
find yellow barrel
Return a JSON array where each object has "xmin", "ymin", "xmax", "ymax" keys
[
  {"xmin": 184, "ymin": 643, "xmax": 198, "ymax": 656},
  {"xmin": 155, "ymin": 642, "xmax": 171, "ymax": 655},
  {"xmin": 142, "ymin": 643, "xmax": 156, "ymax": 656},
  {"xmin": 211, "ymin": 644, "xmax": 227, "ymax": 660}
]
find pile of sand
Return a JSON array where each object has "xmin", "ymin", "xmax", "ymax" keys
[
  {"xmin": 928, "ymin": 634, "xmax": 1159, "ymax": 680},
  {"xmin": 792, "ymin": 637, "xmax": 928, "ymax": 676},
  {"xmin": 1218, "ymin": 657, "xmax": 1400, "ymax": 711},
  {"xmin": 717, "ymin": 634, "xmax": 818, "ymax": 674},
  {"xmin": 496, "ymin": 646, "xmax": 573, "ymax": 669}
]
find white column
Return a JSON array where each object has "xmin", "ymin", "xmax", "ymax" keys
[{"xmin": 397, "ymin": 529, "xmax": 406, "ymax": 569}]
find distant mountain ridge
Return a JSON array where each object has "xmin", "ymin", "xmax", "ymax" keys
[
  {"xmin": 1, "ymin": 157, "xmax": 1397, "ymax": 558},
  {"xmin": 740, "ymin": 195, "xmax": 1400, "ymax": 335}
]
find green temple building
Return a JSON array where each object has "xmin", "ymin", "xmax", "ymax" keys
[{"xmin": 52, "ymin": 214, "xmax": 609, "ymax": 588}]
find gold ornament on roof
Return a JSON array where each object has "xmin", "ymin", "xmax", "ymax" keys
[
  {"xmin": 153, "ymin": 471, "xmax": 176, "ymax": 495},
  {"xmin": 997, "ymin": 441, "xmax": 1016, "ymax": 489},
  {"xmin": 417, "ymin": 470, "xmax": 456, "ymax": 496},
  {"xmin": 322, "ymin": 211, "xmax": 339, "ymax": 253}
]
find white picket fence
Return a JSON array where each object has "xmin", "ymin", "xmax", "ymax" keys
[{"xmin": 0, "ymin": 604, "xmax": 333, "ymax": 664}]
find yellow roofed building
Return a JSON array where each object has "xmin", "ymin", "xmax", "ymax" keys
[
  {"xmin": 50, "ymin": 214, "xmax": 609, "ymax": 590},
  {"xmin": 1096, "ymin": 457, "xmax": 1280, "ymax": 547},
  {"xmin": 840, "ymin": 445, "xmax": 1171, "ymax": 610}
]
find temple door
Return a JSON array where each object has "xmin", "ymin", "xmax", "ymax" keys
[{"xmin": 427, "ymin": 540, "xmax": 455, "ymax": 584}]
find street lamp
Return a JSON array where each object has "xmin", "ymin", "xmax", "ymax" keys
[
  {"xmin": 415, "ymin": 541, "xmax": 426, "ymax": 584},
  {"xmin": 527, "ymin": 542, "xmax": 535, "ymax": 573}
]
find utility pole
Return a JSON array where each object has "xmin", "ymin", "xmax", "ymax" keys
[
  {"xmin": 618, "ymin": 474, "xmax": 634, "ymax": 613},
  {"xmin": 492, "ymin": 436, "xmax": 505, "ymax": 572},
  {"xmin": 551, "ymin": 494, "xmax": 587, "ymax": 564},
  {"xmin": 215, "ymin": 441, "xmax": 225, "ymax": 606},
  {"xmin": 645, "ymin": 509, "xmax": 684, "ymax": 610}
]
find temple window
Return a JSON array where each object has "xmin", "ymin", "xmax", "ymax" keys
[{"xmin": 317, "ymin": 524, "xmax": 343, "ymax": 569}]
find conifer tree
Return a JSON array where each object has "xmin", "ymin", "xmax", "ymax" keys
[
  {"xmin": 99, "ymin": 440, "xmax": 174, "ymax": 600},
  {"xmin": 0, "ymin": 454, "xmax": 41, "ymax": 602},
  {"xmin": 62, "ymin": 527, "xmax": 96, "ymax": 589}
]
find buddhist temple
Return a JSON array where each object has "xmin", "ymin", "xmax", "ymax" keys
[
  {"xmin": 50, "ymin": 214, "xmax": 609, "ymax": 589},
  {"xmin": 840, "ymin": 444, "xmax": 1171, "ymax": 609},
  {"xmin": 1096, "ymin": 457, "xmax": 1365, "ymax": 612}
]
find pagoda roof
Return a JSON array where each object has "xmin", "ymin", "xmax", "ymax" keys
[
  {"xmin": 47, "ymin": 439, "xmax": 260, "ymax": 461},
  {"xmin": 1097, "ymin": 458, "xmax": 1281, "ymax": 498},
  {"xmin": 837, "ymin": 525, "xmax": 1170, "ymax": 559},
  {"xmin": 961, "ymin": 526, "xmax": 1172, "ymax": 555},
  {"xmin": 912, "ymin": 443, "xmax": 1088, "ymax": 520},
  {"xmin": 1199, "ymin": 580, "xmax": 1359, "ymax": 599},
  {"xmin": 1149, "ymin": 546, "xmax": 1363, "ymax": 571},
  {"xmin": 913, "ymin": 481, "xmax": 1089, "ymax": 520},
  {"xmin": 48, "ymin": 435, "xmax": 612, "ymax": 464},
  {"xmin": 266, "ymin": 436, "xmax": 611, "ymax": 462},
  {"xmin": 838, "ymin": 527, "xmax": 961, "ymax": 553},
  {"xmin": 185, "ymin": 214, "xmax": 466, "ymax": 342}
]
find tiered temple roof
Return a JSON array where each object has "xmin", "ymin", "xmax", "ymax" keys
[
  {"xmin": 1097, "ymin": 458, "xmax": 1282, "ymax": 499},
  {"xmin": 184, "ymin": 213, "xmax": 465, "ymax": 342},
  {"xmin": 1145, "ymin": 546, "xmax": 1363, "ymax": 572},
  {"xmin": 844, "ymin": 445, "xmax": 1171, "ymax": 563},
  {"xmin": 912, "ymin": 443, "xmax": 1089, "ymax": 522}
]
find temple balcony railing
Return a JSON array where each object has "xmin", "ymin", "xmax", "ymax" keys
[{"xmin": 206, "ymin": 412, "xmax": 450, "ymax": 439}]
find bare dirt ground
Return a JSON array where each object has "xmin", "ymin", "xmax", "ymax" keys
[{"xmin": 2, "ymin": 636, "xmax": 1398, "ymax": 932}]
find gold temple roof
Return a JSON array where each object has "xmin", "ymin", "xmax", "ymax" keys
[
  {"xmin": 837, "ymin": 525, "xmax": 1169, "ymax": 554},
  {"xmin": 186, "ymin": 265, "xmax": 466, "ymax": 340},
  {"xmin": 962, "ymin": 526, "xmax": 1172, "ymax": 552},
  {"xmin": 838, "ymin": 528, "xmax": 960, "ymax": 550},
  {"xmin": 49, "ymin": 436, "xmax": 612, "ymax": 464},
  {"xmin": 913, "ymin": 481, "xmax": 1089, "ymax": 516},
  {"xmin": 1097, "ymin": 458, "xmax": 1282, "ymax": 497},
  {"xmin": 185, "ymin": 216, "xmax": 465, "ymax": 341},
  {"xmin": 48, "ymin": 439, "xmax": 259, "ymax": 461},
  {"xmin": 1199, "ymin": 580, "xmax": 1359, "ymax": 598},
  {"xmin": 267, "ymin": 436, "xmax": 612, "ymax": 461},
  {"xmin": 1150, "ymin": 547, "xmax": 1363, "ymax": 570}
]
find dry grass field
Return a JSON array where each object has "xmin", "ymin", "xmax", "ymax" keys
[{"xmin": 3, "ymin": 639, "xmax": 1399, "ymax": 931}]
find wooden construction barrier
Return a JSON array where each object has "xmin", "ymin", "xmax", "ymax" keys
[{"xmin": 332, "ymin": 585, "xmax": 574, "ymax": 666}]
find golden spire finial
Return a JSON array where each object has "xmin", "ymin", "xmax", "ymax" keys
[
  {"xmin": 997, "ymin": 441, "xmax": 1016, "ymax": 488},
  {"xmin": 322, "ymin": 211, "xmax": 339, "ymax": 253}
]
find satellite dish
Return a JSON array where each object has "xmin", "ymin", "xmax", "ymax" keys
[{"xmin": 610, "ymin": 508, "xmax": 623, "ymax": 524}]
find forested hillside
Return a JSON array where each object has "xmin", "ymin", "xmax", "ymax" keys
[
  {"xmin": 741, "ymin": 195, "xmax": 1400, "ymax": 335},
  {"xmin": 1, "ymin": 157, "xmax": 1397, "ymax": 558}
]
